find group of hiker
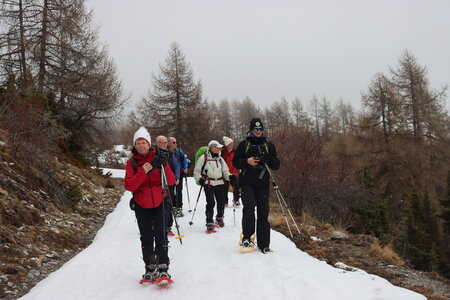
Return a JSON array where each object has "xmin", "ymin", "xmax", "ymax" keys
[{"xmin": 124, "ymin": 118, "xmax": 280, "ymax": 282}]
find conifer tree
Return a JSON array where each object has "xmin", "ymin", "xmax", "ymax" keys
[{"xmin": 139, "ymin": 42, "xmax": 203, "ymax": 148}]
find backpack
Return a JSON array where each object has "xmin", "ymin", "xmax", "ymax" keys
[
  {"xmin": 240, "ymin": 140, "xmax": 270, "ymax": 177},
  {"xmin": 194, "ymin": 146, "xmax": 208, "ymax": 186},
  {"xmin": 194, "ymin": 146, "xmax": 225, "ymax": 186},
  {"xmin": 129, "ymin": 157, "xmax": 138, "ymax": 210},
  {"xmin": 244, "ymin": 140, "xmax": 269, "ymax": 156},
  {"xmin": 194, "ymin": 146, "xmax": 209, "ymax": 166}
]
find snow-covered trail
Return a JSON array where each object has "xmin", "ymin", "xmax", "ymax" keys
[{"xmin": 20, "ymin": 175, "xmax": 425, "ymax": 300}]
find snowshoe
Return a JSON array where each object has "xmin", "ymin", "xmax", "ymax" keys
[
  {"xmin": 239, "ymin": 232, "xmax": 256, "ymax": 253},
  {"xmin": 166, "ymin": 227, "xmax": 174, "ymax": 236},
  {"xmin": 143, "ymin": 271, "xmax": 157, "ymax": 281},
  {"xmin": 155, "ymin": 275, "xmax": 174, "ymax": 285},
  {"xmin": 140, "ymin": 268, "xmax": 158, "ymax": 284},
  {"xmin": 206, "ymin": 222, "xmax": 216, "ymax": 234},
  {"xmin": 155, "ymin": 265, "xmax": 173, "ymax": 285},
  {"xmin": 215, "ymin": 217, "xmax": 225, "ymax": 228}
]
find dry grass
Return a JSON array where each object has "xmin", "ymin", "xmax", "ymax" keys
[
  {"xmin": 268, "ymin": 211, "xmax": 288, "ymax": 227},
  {"xmin": 305, "ymin": 247, "xmax": 327, "ymax": 258},
  {"xmin": 368, "ymin": 243, "xmax": 404, "ymax": 265}
]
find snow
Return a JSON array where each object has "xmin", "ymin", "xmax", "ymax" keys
[
  {"xmin": 97, "ymin": 145, "xmax": 130, "ymax": 166},
  {"xmin": 99, "ymin": 168, "xmax": 125, "ymax": 179},
  {"xmin": 20, "ymin": 176, "xmax": 425, "ymax": 300}
]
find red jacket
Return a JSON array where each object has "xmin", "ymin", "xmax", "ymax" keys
[
  {"xmin": 125, "ymin": 148, "xmax": 176, "ymax": 209},
  {"xmin": 221, "ymin": 146, "xmax": 238, "ymax": 176}
]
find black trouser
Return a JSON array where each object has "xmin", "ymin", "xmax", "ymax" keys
[
  {"xmin": 241, "ymin": 184, "xmax": 270, "ymax": 249},
  {"xmin": 204, "ymin": 184, "xmax": 226, "ymax": 223},
  {"xmin": 224, "ymin": 178, "xmax": 240, "ymax": 204},
  {"xmin": 175, "ymin": 173, "xmax": 184, "ymax": 209},
  {"xmin": 166, "ymin": 185, "xmax": 176, "ymax": 229},
  {"xmin": 134, "ymin": 203, "xmax": 169, "ymax": 269}
]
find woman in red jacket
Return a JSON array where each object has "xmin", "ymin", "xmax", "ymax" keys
[
  {"xmin": 125, "ymin": 127, "xmax": 176, "ymax": 281},
  {"xmin": 222, "ymin": 136, "xmax": 240, "ymax": 207}
]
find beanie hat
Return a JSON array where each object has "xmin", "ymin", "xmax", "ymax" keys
[
  {"xmin": 223, "ymin": 136, "xmax": 233, "ymax": 147},
  {"xmin": 249, "ymin": 118, "xmax": 264, "ymax": 130},
  {"xmin": 208, "ymin": 140, "xmax": 223, "ymax": 148},
  {"xmin": 133, "ymin": 126, "xmax": 151, "ymax": 146}
]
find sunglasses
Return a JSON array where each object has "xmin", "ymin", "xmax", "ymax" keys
[{"xmin": 252, "ymin": 127, "xmax": 264, "ymax": 132}]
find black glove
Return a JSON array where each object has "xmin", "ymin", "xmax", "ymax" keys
[
  {"xmin": 152, "ymin": 151, "xmax": 168, "ymax": 168},
  {"xmin": 129, "ymin": 197, "xmax": 136, "ymax": 211},
  {"xmin": 229, "ymin": 174, "xmax": 236, "ymax": 182},
  {"xmin": 199, "ymin": 178, "xmax": 207, "ymax": 186},
  {"xmin": 258, "ymin": 155, "xmax": 272, "ymax": 164}
]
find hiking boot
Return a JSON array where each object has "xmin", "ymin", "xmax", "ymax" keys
[
  {"xmin": 260, "ymin": 247, "xmax": 272, "ymax": 254},
  {"xmin": 143, "ymin": 266, "xmax": 158, "ymax": 281},
  {"xmin": 159, "ymin": 271, "xmax": 171, "ymax": 279},
  {"xmin": 216, "ymin": 217, "xmax": 225, "ymax": 228},
  {"xmin": 174, "ymin": 208, "xmax": 184, "ymax": 218},
  {"xmin": 241, "ymin": 239, "xmax": 254, "ymax": 248},
  {"xmin": 206, "ymin": 222, "xmax": 215, "ymax": 233},
  {"xmin": 166, "ymin": 227, "xmax": 174, "ymax": 236},
  {"xmin": 158, "ymin": 264, "xmax": 171, "ymax": 278}
]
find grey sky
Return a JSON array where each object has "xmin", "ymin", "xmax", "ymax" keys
[{"xmin": 86, "ymin": 0, "xmax": 450, "ymax": 114}]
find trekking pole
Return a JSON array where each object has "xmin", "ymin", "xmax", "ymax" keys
[
  {"xmin": 159, "ymin": 165, "xmax": 170, "ymax": 250},
  {"xmin": 185, "ymin": 177, "xmax": 192, "ymax": 212},
  {"xmin": 233, "ymin": 207, "xmax": 236, "ymax": 227},
  {"xmin": 161, "ymin": 166, "xmax": 184, "ymax": 244},
  {"xmin": 189, "ymin": 186, "xmax": 203, "ymax": 226},
  {"xmin": 264, "ymin": 163, "xmax": 302, "ymax": 237}
]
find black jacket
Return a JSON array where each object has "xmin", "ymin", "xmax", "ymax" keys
[{"xmin": 232, "ymin": 135, "xmax": 280, "ymax": 187}]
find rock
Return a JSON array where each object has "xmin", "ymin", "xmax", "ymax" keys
[
  {"xmin": 304, "ymin": 225, "xmax": 317, "ymax": 234},
  {"xmin": 27, "ymin": 269, "xmax": 40, "ymax": 279},
  {"xmin": 30, "ymin": 256, "xmax": 43, "ymax": 267},
  {"xmin": 45, "ymin": 251, "xmax": 60, "ymax": 259},
  {"xmin": 335, "ymin": 262, "xmax": 360, "ymax": 272},
  {"xmin": 330, "ymin": 231, "xmax": 349, "ymax": 240},
  {"xmin": 0, "ymin": 187, "xmax": 8, "ymax": 196}
]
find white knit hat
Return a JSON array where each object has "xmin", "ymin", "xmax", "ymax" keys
[
  {"xmin": 133, "ymin": 126, "xmax": 151, "ymax": 146},
  {"xmin": 208, "ymin": 140, "xmax": 223, "ymax": 148},
  {"xmin": 223, "ymin": 136, "xmax": 233, "ymax": 147}
]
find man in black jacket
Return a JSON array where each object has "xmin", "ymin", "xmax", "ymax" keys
[{"xmin": 232, "ymin": 118, "xmax": 280, "ymax": 253}]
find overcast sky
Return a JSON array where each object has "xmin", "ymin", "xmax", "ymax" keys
[{"xmin": 86, "ymin": 0, "xmax": 450, "ymax": 114}]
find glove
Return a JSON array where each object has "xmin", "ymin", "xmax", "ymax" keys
[
  {"xmin": 199, "ymin": 178, "xmax": 207, "ymax": 186},
  {"xmin": 152, "ymin": 153, "xmax": 167, "ymax": 168},
  {"xmin": 258, "ymin": 155, "xmax": 272, "ymax": 164},
  {"xmin": 129, "ymin": 197, "xmax": 136, "ymax": 211},
  {"xmin": 229, "ymin": 174, "xmax": 236, "ymax": 182}
]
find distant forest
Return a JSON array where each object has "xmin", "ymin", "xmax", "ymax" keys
[{"xmin": 1, "ymin": 1, "xmax": 449, "ymax": 277}]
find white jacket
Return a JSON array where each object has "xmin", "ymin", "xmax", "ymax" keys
[{"xmin": 194, "ymin": 150, "xmax": 231, "ymax": 186}]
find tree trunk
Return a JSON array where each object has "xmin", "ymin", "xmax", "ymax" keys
[
  {"xmin": 18, "ymin": 0, "xmax": 27, "ymax": 79},
  {"xmin": 38, "ymin": 0, "xmax": 49, "ymax": 91}
]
